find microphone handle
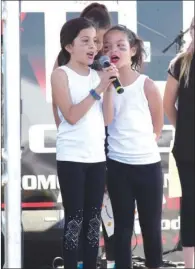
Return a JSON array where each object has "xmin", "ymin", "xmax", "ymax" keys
[{"xmin": 110, "ymin": 76, "xmax": 124, "ymax": 94}]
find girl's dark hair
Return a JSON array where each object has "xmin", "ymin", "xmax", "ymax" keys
[
  {"xmin": 106, "ymin": 25, "xmax": 146, "ymax": 71},
  {"xmin": 57, "ymin": 17, "xmax": 95, "ymax": 66},
  {"xmin": 80, "ymin": 2, "xmax": 111, "ymax": 29}
]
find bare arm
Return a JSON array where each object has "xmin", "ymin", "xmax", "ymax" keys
[
  {"xmin": 52, "ymin": 102, "xmax": 61, "ymax": 128},
  {"xmin": 163, "ymin": 74, "xmax": 179, "ymax": 128},
  {"xmin": 52, "ymin": 57, "xmax": 60, "ymax": 127},
  {"xmin": 102, "ymin": 86, "xmax": 114, "ymax": 126},
  {"xmin": 99, "ymin": 70, "xmax": 114, "ymax": 126},
  {"xmin": 98, "ymin": 65, "xmax": 118, "ymax": 126},
  {"xmin": 51, "ymin": 69, "xmax": 107, "ymax": 125},
  {"xmin": 144, "ymin": 78, "xmax": 164, "ymax": 140}
]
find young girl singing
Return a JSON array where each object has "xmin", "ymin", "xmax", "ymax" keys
[
  {"xmin": 103, "ymin": 25, "xmax": 164, "ymax": 269},
  {"xmin": 52, "ymin": 3, "xmax": 116, "ymax": 268},
  {"xmin": 51, "ymin": 17, "xmax": 118, "ymax": 269}
]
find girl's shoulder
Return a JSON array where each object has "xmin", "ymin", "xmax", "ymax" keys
[
  {"xmin": 51, "ymin": 66, "xmax": 68, "ymax": 78},
  {"xmin": 168, "ymin": 53, "xmax": 184, "ymax": 81}
]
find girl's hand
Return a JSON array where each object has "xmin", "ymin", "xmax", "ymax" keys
[{"xmin": 96, "ymin": 64, "xmax": 119, "ymax": 94}]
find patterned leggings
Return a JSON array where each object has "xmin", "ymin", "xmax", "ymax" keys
[{"xmin": 57, "ymin": 161, "xmax": 106, "ymax": 269}]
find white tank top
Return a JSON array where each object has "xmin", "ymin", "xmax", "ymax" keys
[
  {"xmin": 56, "ymin": 66, "xmax": 106, "ymax": 163},
  {"xmin": 108, "ymin": 75, "xmax": 161, "ymax": 165}
]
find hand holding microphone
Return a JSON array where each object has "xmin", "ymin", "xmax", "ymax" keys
[
  {"xmin": 97, "ymin": 62, "xmax": 119, "ymax": 94},
  {"xmin": 99, "ymin": 56, "xmax": 124, "ymax": 94}
]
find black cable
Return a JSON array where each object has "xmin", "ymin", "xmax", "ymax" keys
[{"xmin": 163, "ymin": 239, "xmax": 182, "ymax": 256}]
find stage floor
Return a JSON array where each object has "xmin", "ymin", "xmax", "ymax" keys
[{"xmin": 54, "ymin": 258, "xmax": 185, "ymax": 269}]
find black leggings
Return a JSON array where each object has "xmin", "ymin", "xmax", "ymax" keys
[
  {"xmin": 107, "ymin": 159, "xmax": 163, "ymax": 269},
  {"xmin": 57, "ymin": 161, "xmax": 106, "ymax": 269},
  {"xmin": 78, "ymin": 213, "xmax": 115, "ymax": 262},
  {"xmin": 176, "ymin": 161, "xmax": 195, "ymax": 247}
]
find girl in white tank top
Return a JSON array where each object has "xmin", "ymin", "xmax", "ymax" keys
[
  {"xmin": 103, "ymin": 25, "xmax": 164, "ymax": 268},
  {"xmin": 51, "ymin": 18, "xmax": 119, "ymax": 269}
]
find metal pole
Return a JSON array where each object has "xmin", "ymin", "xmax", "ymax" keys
[
  {"xmin": 3, "ymin": 0, "xmax": 22, "ymax": 268},
  {"xmin": 1, "ymin": 3, "xmax": 7, "ymax": 268},
  {"xmin": 0, "ymin": 2, "xmax": 2, "ymax": 266}
]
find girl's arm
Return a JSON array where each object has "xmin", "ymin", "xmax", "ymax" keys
[
  {"xmin": 52, "ymin": 57, "xmax": 61, "ymax": 128},
  {"xmin": 102, "ymin": 85, "xmax": 114, "ymax": 126},
  {"xmin": 51, "ymin": 69, "xmax": 114, "ymax": 125},
  {"xmin": 144, "ymin": 78, "xmax": 164, "ymax": 140},
  {"xmin": 163, "ymin": 74, "xmax": 179, "ymax": 128},
  {"xmin": 98, "ymin": 64, "xmax": 118, "ymax": 126},
  {"xmin": 52, "ymin": 102, "xmax": 61, "ymax": 128}
]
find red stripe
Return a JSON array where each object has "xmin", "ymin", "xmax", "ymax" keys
[{"xmin": 1, "ymin": 202, "xmax": 56, "ymax": 209}]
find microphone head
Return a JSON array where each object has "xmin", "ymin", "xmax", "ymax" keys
[{"xmin": 99, "ymin": 55, "xmax": 110, "ymax": 67}]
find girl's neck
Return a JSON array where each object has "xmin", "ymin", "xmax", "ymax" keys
[
  {"xmin": 118, "ymin": 64, "xmax": 134, "ymax": 76},
  {"xmin": 67, "ymin": 59, "xmax": 90, "ymax": 76},
  {"xmin": 118, "ymin": 64, "xmax": 139, "ymax": 87}
]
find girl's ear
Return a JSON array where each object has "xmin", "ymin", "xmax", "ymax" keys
[
  {"xmin": 130, "ymin": 46, "xmax": 137, "ymax": 57},
  {"xmin": 65, "ymin": 44, "xmax": 73, "ymax": 54}
]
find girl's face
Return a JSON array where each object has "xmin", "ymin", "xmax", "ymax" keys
[
  {"xmin": 103, "ymin": 30, "xmax": 136, "ymax": 69},
  {"xmin": 96, "ymin": 28, "xmax": 109, "ymax": 52},
  {"xmin": 66, "ymin": 27, "xmax": 98, "ymax": 66}
]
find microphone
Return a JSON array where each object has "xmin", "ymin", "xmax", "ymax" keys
[{"xmin": 99, "ymin": 56, "xmax": 124, "ymax": 94}]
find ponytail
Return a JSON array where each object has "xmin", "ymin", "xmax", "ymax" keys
[
  {"xmin": 57, "ymin": 47, "xmax": 70, "ymax": 66},
  {"xmin": 131, "ymin": 36, "xmax": 146, "ymax": 72}
]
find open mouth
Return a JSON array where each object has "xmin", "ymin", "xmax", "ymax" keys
[
  {"xmin": 87, "ymin": 52, "xmax": 94, "ymax": 59},
  {"xmin": 111, "ymin": 55, "xmax": 120, "ymax": 63}
]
